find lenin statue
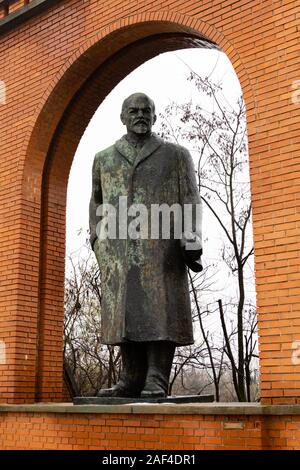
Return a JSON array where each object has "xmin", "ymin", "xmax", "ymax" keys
[{"xmin": 89, "ymin": 93, "xmax": 203, "ymax": 398}]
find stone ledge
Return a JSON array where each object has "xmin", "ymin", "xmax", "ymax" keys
[
  {"xmin": 0, "ymin": 0, "xmax": 62, "ymax": 36},
  {"xmin": 0, "ymin": 402, "xmax": 300, "ymax": 415}
]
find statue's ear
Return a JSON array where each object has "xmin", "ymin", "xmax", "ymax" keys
[
  {"xmin": 120, "ymin": 112, "xmax": 125, "ymax": 125},
  {"xmin": 153, "ymin": 113, "xmax": 157, "ymax": 124}
]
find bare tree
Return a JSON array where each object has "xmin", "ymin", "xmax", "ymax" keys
[
  {"xmin": 64, "ymin": 250, "xmax": 121, "ymax": 396},
  {"xmin": 159, "ymin": 67, "xmax": 258, "ymax": 401}
]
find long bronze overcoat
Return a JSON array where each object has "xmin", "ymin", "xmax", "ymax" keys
[{"xmin": 89, "ymin": 133, "xmax": 202, "ymax": 345}]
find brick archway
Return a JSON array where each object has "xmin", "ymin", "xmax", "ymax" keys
[
  {"xmin": 1, "ymin": 2, "xmax": 299, "ymax": 406},
  {"xmin": 16, "ymin": 14, "xmax": 255, "ymax": 403}
]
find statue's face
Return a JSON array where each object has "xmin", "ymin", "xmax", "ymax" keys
[{"xmin": 121, "ymin": 95, "xmax": 156, "ymax": 135}]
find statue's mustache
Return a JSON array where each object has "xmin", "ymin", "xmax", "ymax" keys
[{"xmin": 134, "ymin": 119, "xmax": 148, "ymax": 125}]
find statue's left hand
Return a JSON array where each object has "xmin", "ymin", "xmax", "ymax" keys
[{"xmin": 180, "ymin": 231, "xmax": 203, "ymax": 272}]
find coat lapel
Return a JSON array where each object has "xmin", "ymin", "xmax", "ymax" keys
[
  {"xmin": 115, "ymin": 136, "xmax": 136, "ymax": 165},
  {"xmin": 115, "ymin": 134, "xmax": 163, "ymax": 167},
  {"xmin": 134, "ymin": 133, "xmax": 163, "ymax": 168}
]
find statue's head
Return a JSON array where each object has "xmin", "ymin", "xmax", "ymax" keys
[{"xmin": 120, "ymin": 93, "xmax": 157, "ymax": 136}]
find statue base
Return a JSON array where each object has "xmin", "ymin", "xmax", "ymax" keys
[{"xmin": 73, "ymin": 394, "xmax": 214, "ymax": 405}]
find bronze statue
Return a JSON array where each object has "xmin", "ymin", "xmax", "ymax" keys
[{"xmin": 89, "ymin": 93, "xmax": 202, "ymax": 398}]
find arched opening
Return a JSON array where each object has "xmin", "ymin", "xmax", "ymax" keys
[
  {"xmin": 65, "ymin": 48, "xmax": 257, "ymax": 402},
  {"xmin": 19, "ymin": 17, "xmax": 256, "ymax": 402}
]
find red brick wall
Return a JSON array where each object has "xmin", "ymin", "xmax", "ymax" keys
[
  {"xmin": 0, "ymin": 0, "xmax": 299, "ymax": 404},
  {"xmin": 0, "ymin": 409, "xmax": 299, "ymax": 450}
]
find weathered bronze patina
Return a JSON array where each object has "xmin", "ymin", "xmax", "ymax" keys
[{"xmin": 89, "ymin": 93, "xmax": 202, "ymax": 398}]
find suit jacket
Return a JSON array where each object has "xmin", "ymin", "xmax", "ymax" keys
[{"xmin": 89, "ymin": 133, "xmax": 202, "ymax": 345}]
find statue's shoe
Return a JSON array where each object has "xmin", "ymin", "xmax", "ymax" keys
[
  {"xmin": 97, "ymin": 384, "xmax": 139, "ymax": 398},
  {"xmin": 140, "ymin": 385, "xmax": 167, "ymax": 399}
]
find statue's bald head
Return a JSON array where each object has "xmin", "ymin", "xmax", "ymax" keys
[
  {"xmin": 121, "ymin": 93, "xmax": 155, "ymax": 114},
  {"xmin": 120, "ymin": 92, "xmax": 157, "ymax": 136}
]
